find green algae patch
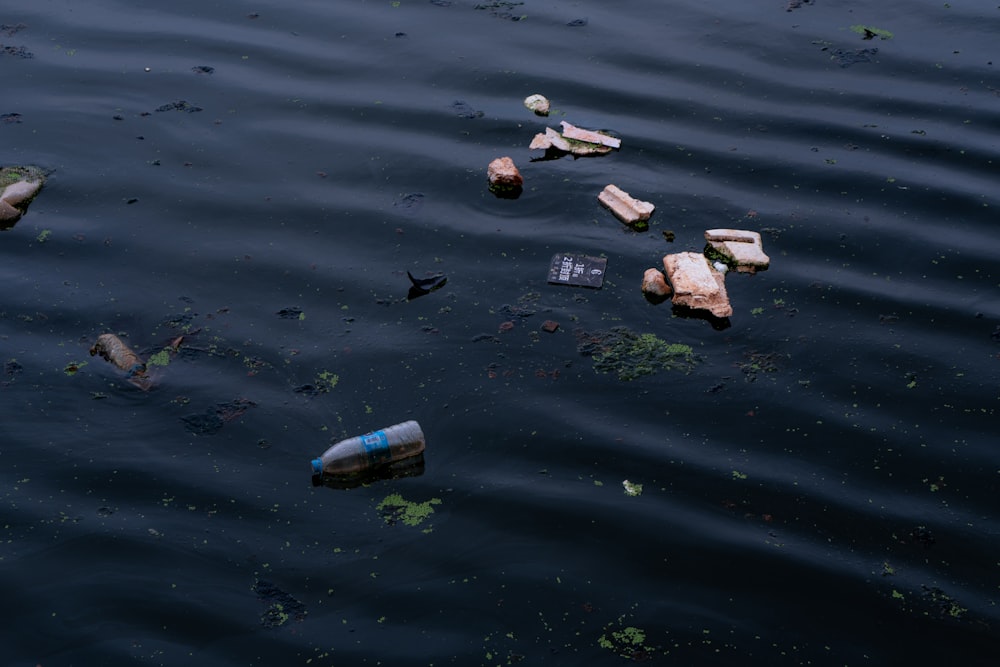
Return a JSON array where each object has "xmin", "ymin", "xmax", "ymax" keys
[
  {"xmin": 598, "ymin": 624, "xmax": 656, "ymax": 660},
  {"xmin": 577, "ymin": 327, "xmax": 696, "ymax": 380},
  {"xmin": 64, "ymin": 360, "xmax": 87, "ymax": 376},
  {"xmin": 851, "ymin": 25, "xmax": 894, "ymax": 40},
  {"xmin": 146, "ymin": 348, "xmax": 172, "ymax": 367},
  {"xmin": 622, "ymin": 480, "xmax": 643, "ymax": 496},
  {"xmin": 377, "ymin": 493, "xmax": 441, "ymax": 528}
]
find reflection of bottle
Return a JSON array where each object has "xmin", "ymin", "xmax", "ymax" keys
[{"xmin": 311, "ymin": 421, "xmax": 425, "ymax": 479}]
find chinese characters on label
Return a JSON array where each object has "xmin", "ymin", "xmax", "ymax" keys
[{"xmin": 547, "ymin": 253, "xmax": 607, "ymax": 288}]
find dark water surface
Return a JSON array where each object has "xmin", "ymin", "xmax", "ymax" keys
[{"xmin": 3, "ymin": 1, "xmax": 999, "ymax": 664}]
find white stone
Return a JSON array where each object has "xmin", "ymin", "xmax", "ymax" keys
[
  {"xmin": 598, "ymin": 185, "xmax": 655, "ymax": 225},
  {"xmin": 523, "ymin": 94, "xmax": 550, "ymax": 116}
]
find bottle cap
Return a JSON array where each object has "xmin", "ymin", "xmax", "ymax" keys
[{"xmin": 310, "ymin": 458, "xmax": 322, "ymax": 476}]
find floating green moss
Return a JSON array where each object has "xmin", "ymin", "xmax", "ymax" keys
[
  {"xmin": 622, "ymin": 480, "xmax": 643, "ymax": 496},
  {"xmin": 577, "ymin": 327, "xmax": 696, "ymax": 380},
  {"xmin": 851, "ymin": 24, "xmax": 894, "ymax": 40},
  {"xmin": 598, "ymin": 623, "xmax": 655, "ymax": 660},
  {"xmin": 147, "ymin": 349, "xmax": 171, "ymax": 367},
  {"xmin": 377, "ymin": 493, "xmax": 441, "ymax": 528}
]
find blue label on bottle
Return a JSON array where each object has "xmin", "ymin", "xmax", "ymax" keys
[{"xmin": 361, "ymin": 430, "xmax": 392, "ymax": 466}]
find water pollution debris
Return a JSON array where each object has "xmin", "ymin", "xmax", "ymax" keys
[
  {"xmin": 646, "ymin": 229, "xmax": 770, "ymax": 320},
  {"xmin": 252, "ymin": 578, "xmax": 306, "ymax": 627},
  {"xmin": 598, "ymin": 184, "xmax": 654, "ymax": 229},
  {"xmin": 662, "ymin": 251, "xmax": 733, "ymax": 319},
  {"xmin": 529, "ymin": 122, "xmax": 620, "ymax": 158},
  {"xmin": 487, "ymin": 156, "xmax": 523, "ymax": 198},
  {"xmin": 704, "ymin": 228, "xmax": 770, "ymax": 274},
  {"xmin": 641, "ymin": 268, "xmax": 671, "ymax": 302},
  {"xmin": 407, "ymin": 270, "xmax": 447, "ymax": 300},
  {"xmin": 181, "ymin": 398, "xmax": 256, "ymax": 435},
  {"xmin": 89, "ymin": 333, "xmax": 154, "ymax": 391},
  {"xmin": 523, "ymin": 93, "xmax": 550, "ymax": 116},
  {"xmin": 547, "ymin": 253, "xmax": 607, "ymax": 289},
  {"xmin": 0, "ymin": 165, "xmax": 46, "ymax": 228},
  {"xmin": 576, "ymin": 326, "xmax": 696, "ymax": 380}
]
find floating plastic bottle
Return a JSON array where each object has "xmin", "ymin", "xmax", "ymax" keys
[
  {"xmin": 89, "ymin": 332, "xmax": 152, "ymax": 391},
  {"xmin": 311, "ymin": 421, "xmax": 425, "ymax": 479}
]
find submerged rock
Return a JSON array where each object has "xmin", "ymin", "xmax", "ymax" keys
[{"xmin": 0, "ymin": 165, "xmax": 45, "ymax": 227}]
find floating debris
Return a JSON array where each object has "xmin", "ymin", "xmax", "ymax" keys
[
  {"xmin": 523, "ymin": 93, "xmax": 550, "ymax": 116},
  {"xmin": 547, "ymin": 253, "xmax": 607, "ymax": 289},
  {"xmin": 662, "ymin": 251, "xmax": 732, "ymax": 318},
  {"xmin": 0, "ymin": 44, "xmax": 33, "ymax": 58},
  {"xmin": 576, "ymin": 326, "xmax": 696, "ymax": 380},
  {"xmin": 641, "ymin": 268, "xmax": 671, "ymax": 300},
  {"xmin": 393, "ymin": 192, "xmax": 425, "ymax": 215},
  {"xmin": 253, "ymin": 579, "xmax": 306, "ymax": 628},
  {"xmin": 828, "ymin": 47, "xmax": 879, "ymax": 67},
  {"xmin": 450, "ymin": 100, "xmax": 483, "ymax": 119},
  {"xmin": 529, "ymin": 123, "xmax": 619, "ymax": 158},
  {"xmin": 89, "ymin": 333, "xmax": 152, "ymax": 391},
  {"xmin": 407, "ymin": 270, "xmax": 447, "ymax": 300},
  {"xmin": 181, "ymin": 398, "xmax": 256, "ymax": 435},
  {"xmin": 0, "ymin": 165, "xmax": 45, "ymax": 227},
  {"xmin": 377, "ymin": 493, "xmax": 441, "ymax": 527},
  {"xmin": 704, "ymin": 228, "xmax": 770, "ymax": 273},
  {"xmin": 598, "ymin": 184, "xmax": 654, "ymax": 229},
  {"xmin": 155, "ymin": 100, "xmax": 203, "ymax": 113},
  {"xmin": 475, "ymin": 1, "xmax": 526, "ymax": 21},
  {"xmin": 487, "ymin": 156, "xmax": 523, "ymax": 198},
  {"xmin": 851, "ymin": 25, "xmax": 894, "ymax": 41}
]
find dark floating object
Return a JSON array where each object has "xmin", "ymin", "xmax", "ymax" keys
[
  {"xmin": 566, "ymin": 18, "xmax": 588, "ymax": 27},
  {"xmin": 1, "ymin": 112, "xmax": 22, "ymax": 124},
  {"xmin": 450, "ymin": 100, "xmax": 483, "ymax": 119},
  {"xmin": 192, "ymin": 65, "xmax": 214, "ymax": 74},
  {"xmin": 155, "ymin": 100, "xmax": 203, "ymax": 113},
  {"xmin": 547, "ymin": 253, "xmax": 606, "ymax": 289},
  {"xmin": 276, "ymin": 306, "xmax": 303, "ymax": 319},
  {"xmin": 829, "ymin": 47, "xmax": 879, "ymax": 68},
  {"xmin": 394, "ymin": 192, "xmax": 425, "ymax": 215},
  {"xmin": 407, "ymin": 271, "xmax": 447, "ymax": 300}
]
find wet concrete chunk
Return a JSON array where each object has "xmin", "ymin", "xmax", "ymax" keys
[
  {"xmin": 662, "ymin": 251, "xmax": 732, "ymax": 318},
  {"xmin": 598, "ymin": 185, "xmax": 654, "ymax": 227}
]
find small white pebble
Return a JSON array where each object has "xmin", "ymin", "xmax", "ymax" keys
[{"xmin": 713, "ymin": 261, "xmax": 729, "ymax": 274}]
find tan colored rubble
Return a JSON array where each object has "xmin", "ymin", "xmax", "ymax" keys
[
  {"xmin": 662, "ymin": 251, "xmax": 733, "ymax": 318},
  {"xmin": 559, "ymin": 121, "xmax": 621, "ymax": 149},
  {"xmin": 487, "ymin": 156, "xmax": 523, "ymax": 190},
  {"xmin": 523, "ymin": 94, "xmax": 550, "ymax": 116},
  {"xmin": 641, "ymin": 268, "xmax": 671, "ymax": 297},
  {"xmin": 705, "ymin": 228, "xmax": 770, "ymax": 273},
  {"xmin": 598, "ymin": 185, "xmax": 654, "ymax": 226},
  {"xmin": 528, "ymin": 126, "xmax": 615, "ymax": 157}
]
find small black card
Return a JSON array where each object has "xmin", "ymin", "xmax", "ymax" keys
[{"xmin": 547, "ymin": 253, "xmax": 607, "ymax": 289}]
